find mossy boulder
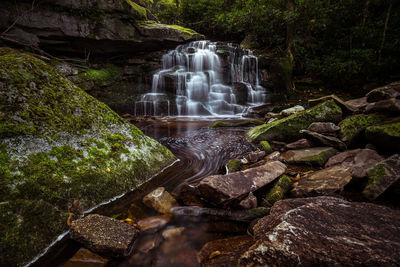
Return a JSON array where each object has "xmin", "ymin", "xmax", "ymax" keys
[
  {"xmin": 279, "ymin": 147, "xmax": 337, "ymax": 166},
  {"xmin": 262, "ymin": 175, "xmax": 292, "ymax": 207},
  {"xmin": 365, "ymin": 120, "xmax": 400, "ymax": 153},
  {"xmin": 227, "ymin": 159, "xmax": 242, "ymax": 173},
  {"xmin": 259, "ymin": 141, "xmax": 272, "ymax": 154},
  {"xmin": 210, "ymin": 120, "xmax": 264, "ymax": 128},
  {"xmin": 247, "ymin": 100, "xmax": 342, "ymax": 143},
  {"xmin": 339, "ymin": 113, "xmax": 389, "ymax": 146},
  {"xmin": 0, "ymin": 48, "xmax": 175, "ymax": 266}
]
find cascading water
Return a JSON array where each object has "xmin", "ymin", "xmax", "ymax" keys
[{"xmin": 135, "ymin": 40, "xmax": 267, "ymax": 116}]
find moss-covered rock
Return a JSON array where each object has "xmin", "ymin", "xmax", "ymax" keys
[
  {"xmin": 137, "ymin": 21, "xmax": 205, "ymax": 41},
  {"xmin": 339, "ymin": 113, "xmax": 389, "ymax": 146},
  {"xmin": 365, "ymin": 120, "xmax": 400, "ymax": 153},
  {"xmin": 280, "ymin": 147, "xmax": 337, "ymax": 166},
  {"xmin": 210, "ymin": 120, "xmax": 264, "ymax": 128},
  {"xmin": 262, "ymin": 175, "xmax": 292, "ymax": 207},
  {"xmin": 259, "ymin": 141, "xmax": 272, "ymax": 154},
  {"xmin": 247, "ymin": 100, "xmax": 342, "ymax": 142},
  {"xmin": 227, "ymin": 159, "xmax": 242, "ymax": 173},
  {"xmin": 0, "ymin": 48, "xmax": 175, "ymax": 266}
]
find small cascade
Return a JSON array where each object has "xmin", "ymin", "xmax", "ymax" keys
[{"xmin": 135, "ymin": 40, "xmax": 266, "ymax": 116}]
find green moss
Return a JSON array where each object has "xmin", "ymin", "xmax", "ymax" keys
[
  {"xmin": 300, "ymin": 148, "xmax": 337, "ymax": 166},
  {"xmin": 262, "ymin": 175, "xmax": 292, "ymax": 207},
  {"xmin": 365, "ymin": 120, "xmax": 400, "ymax": 152},
  {"xmin": 259, "ymin": 141, "xmax": 272, "ymax": 154},
  {"xmin": 138, "ymin": 20, "xmax": 205, "ymax": 39},
  {"xmin": 227, "ymin": 159, "xmax": 241, "ymax": 173},
  {"xmin": 247, "ymin": 100, "xmax": 342, "ymax": 142},
  {"xmin": 124, "ymin": 0, "xmax": 147, "ymax": 19},
  {"xmin": 210, "ymin": 120, "xmax": 264, "ymax": 128},
  {"xmin": 79, "ymin": 64, "xmax": 123, "ymax": 84},
  {"xmin": 363, "ymin": 163, "xmax": 386, "ymax": 199},
  {"xmin": 339, "ymin": 113, "xmax": 388, "ymax": 145}
]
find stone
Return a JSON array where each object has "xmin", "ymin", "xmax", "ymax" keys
[
  {"xmin": 365, "ymin": 98, "xmax": 400, "ymax": 114},
  {"xmin": 285, "ymin": 138, "xmax": 315, "ymax": 150},
  {"xmin": 259, "ymin": 141, "xmax": 272, "ymax": 154},
  {"xmin": 61, "ymin": 248, "xmax": 109, "ymax": 267},
  {"xmin": 265, "ymin": 151, "xmax": 281, "ymax": 161},
  {"xmin": 280, "ymin": 105, "xmax": 305, "ymax": 116},
  {"xmin": 233, "ymin": 82, "xmax": 249, "ymax": 105},
  {"xmin": 366, "ymin": 81, "xmax": 400, "ymax": 102},
  {"xmin": 239, "ymin": 192, "xmax": 258, "ymax": 209},
  {"xmin": 290, "ymin": 165, "xmax": 352, "ymax": 197},
  {"xmin": 262, "ymin": 175, "xmax": 292, "ymax": 207},
  {"xmin": 245, "ymin": 150, "xmax": 266, "ymax": 163},
  {"xmin": 300, "ymin": 129, "xmax": 347, "ymax": 150},
  {"xmin": 227, "ymin": 159, "xmax": 242, "ymax": 173},
  {"xmin": 136, "ymin": 214, "xmax": 172, "ymax": 231},
  {"xmin": 198, "ymin": 236, "xmax": 254, "ymax": 267},
  {"xmin": 198, "ymin": 161, "xmax": 286, "ymax": 205},
  {"xmin": 363, "ymin": 154, "xmax": 400, "ymax": 200},
  {"xmin": 325, "ymin": 149, "xmax": 384, "ymax": 179},
  {"xmin": 142, "ymin": 187, "xmax": 178, "ymax": 214},
  {"xmin": 308, "ymin": 122, "xmax": 340, "ymax": 133},
  {"xmin": 308, "ymin": 94, "xmax": 358, "ymax": 113},
  {"xmin": 70, "ymin": 214, "xmax": 139, "ymax": 257},
  {"xmin": 162, "ymin": 227, "xmax": 185, "ymax": 240},
  {"xmin": 247, "ymin": 100, "xmax": 342, "ymax": 142},
  {"xmin": 239, "ymin": 197, "xmax": 400, "ymax": 266},
  {"xmin": 279, "ymin": 147, "xmax": 337, "ymax": 166},
  {"xmin": 339, "ymin": 113, "xmax": 389, "ymax": 145},
  {"xmin": 344, "ymin": 96, "xmax": 368, "ymax": 112},
  {"xmin": 365, "ymin": 120, "xmax": 400, "ymax": 153}
]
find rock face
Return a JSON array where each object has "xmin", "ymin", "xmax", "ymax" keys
[
  {"xmin": 366, "ymin": 81, "xmax": 400, "ymax": 102},
  {"xmin": 279, "ymin": 147, "xmax": 337, "ymax": 166},
  {"xmin": 247, "ymin": 100, "xmax": 342, "ymax": 142},
  {"xmin": 300, "ymin": 129, "xmax": 347, "ymax": 150},
  {"xmin": 198, "ymin": 161, "xmax": 286, "ymax": 205},
  {"xmin": 325, "ymin": 149, "xmax": 383, "ymax": 179},
  {"xmin": 0, "ymin": 48, "xmax": 175, "ymax": 266},
  {"xmin": 70, "ymin": 214, "xmax": 139, "ymax": 257},
  {"xmin": 366, "ymin": 120, "xmax": 400, "ymax": 152},
  {"xmin": 0, "ymin": 0, "xmax": 203, "ymax": 56},
  {"xmin": 239, "ymin": 197, "xmax": 400, "ymax": 266},
  {"xmin": 142, "ymin": 187, "xmax": 178, "ymax": 214},
  {"xmin": 290, "ymin": 165, "xmax": 352, "ymax": 197},
  {"xmin": 363, "ymin": 154, "xmax": 400, "ymax": 200},
  {"xmin": 365, "ymin": 98, "xmax": 400, "ymax": 114}
]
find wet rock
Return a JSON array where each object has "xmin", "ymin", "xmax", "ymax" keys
[
  {"xmin": 262, "ymin": 175, "xmax": 292, "ymax": 207},
  {"xmin": 300, "ymin": 129, "xmax": 347, "ymax": 150},
  {"xmin": 247, "ymin": 100, "xmax": 342, "ymax": 142},
  {"xmin": 198, "ymin": 161, "xmax": 286, "ymax": 205},
  {"xmin": 339, "ymin": 113, "xmax": 389, "ymax": 145},
  {"xmin": 308, "ymin": 94, "xmax": 358, "ymax": 114},
  {"xmin": 279, "ymin": 147, "xmax": 337, "ymax": 166},
  {"xmin": 280, "ymin": 105, "xmax": 305, "ymax": 116},
  {"xmin": 366, "ymin": 81, "xmax": 400, "ymax": 102},
  {"xmin": 270, "ymin": 141, "xmax": 287, "ymax": 151},
  {"xmin": 365, "ymin": 98, "xmax": 400, "ymax": 114},
  {"xmin": 366, "ymin": 120, "xmax": 400, "ymax": 153},
  {"xmin": 210, "ymin": 120, "xmax": 264, "ymax": 128},
  {"xmin": 162, "ymin": 227, "xmax": 185, "ymax": 240},
  {"xmin": 233, "ymin": 82, "xmax": 249, "ymax": 105},
  {"xmin": 285, "ymin": 138, "xmax": 315, "ymax": 150},
  {"xmin": 290, "ymin": 165, "xmax": 352, "ymax": 197},
  {"xmin": 363, "ymin": 154, "xmax": 400, "ymax": 200},
  {"xmin": 70, "ymin": 214, "xmax": 139, "ymax": 257},
  {"xmin": 240, "ymin": 197, "xmax": 400, "ymax": 266},
  {"xmin": 259, "ymin": 141, "xmax": 272, "ymax": 154},
  {"xmin": 61, "ymin": 248, "xmax": 109, "ymax": 267},
  {"xmin": 127, "ymin": 204, "xmax": 148, "ymax": 221},
  {"xmin": 308, "ymin": 122, "xmax": 340, "ymax": 133},
  {"xmin": 135, "ymin": 235, "xmax": 159, "ymax": 254},
  {"xmin": 345, "ymin": 96, "xmax": 368, "ymax": 112},
  {"xmin": 178, "ymin": 184, "xmax": 204, "ymax": 207},
  {"xmin": 227, "ymin": 159, "xmax": 242, "ymax": 173},
  {"xmin": 265, "ymin": 151, "xmax": 281, "ymax": 161},
  {"xmin": 198, "ymin": 235, "xmax": 254, "ymax": 267},
  {"xmin": 136, "ymin": 214, "xmax": 172, "ymax": 231},
  {"xmin": 325, "ymin": 149, "xmax": 384, "ymax": 179},
  {"xmin": 239, "ymin": 192, "xmax": 258, "ymax": 209},
  {"xmin": 171, "ymin": 206, "xmax": 270, "ymax": 222},
  {"xmin": 142, "ymin": 187, "xmax": 178, "ymax": 214},
  {"xmin": 244, "ymin": 150, "xmax": 266, "ymax": 163},
  {"xmin": 264, "ymin": 112, "xmax": 284, "ymax": 121}
]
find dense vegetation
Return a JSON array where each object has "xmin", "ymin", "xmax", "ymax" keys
[{"xmin": 147, "ymin": 0, "xmax": 400, "ymax": 90}]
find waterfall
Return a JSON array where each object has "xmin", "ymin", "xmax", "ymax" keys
[{"xmin": 134, "ymin": 40, "xmax": 266, "ymax": 116}]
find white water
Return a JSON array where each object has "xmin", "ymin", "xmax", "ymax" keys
[{"xmin": 135, "ymin": 40, "xmax": 266, "ymax": 116}]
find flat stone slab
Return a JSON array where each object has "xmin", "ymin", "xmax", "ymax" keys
[
  {"xmin": 279, "ymin": 147, "xmax": 337, "ymax": 166},
  {"xmin": 70, "ymin": 214, "xmax": 139, "ymax": 257},
  {"xmin": 198, "ymin": 161, "xmax": 286, "ymax": 205},
  {"xmin": 291, "ymin": 165, "xmax": 352, "ymax": 197},
  {"xmin": 300, "ymin": 129, "xmax": 347, "ymax": 150},
  {"xmin": 240, "ymin": 197, "xmax": 400, "ymax": 266},
  {"xmin": 363, "ymin": 154, "xmax": 400, "ymax": 200},
  {"xmin": 308, "ymin": 122, "xmax": 340, "ymax": 133},
  {"xmin": 325, "ymin": 149, "xmax": 383, "ymax": 179},
  {"xmin": 286, "ymin": 138, "xmax": 315, "ymax": 150}
]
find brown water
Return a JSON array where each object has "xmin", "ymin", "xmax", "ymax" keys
[{"xmin": 38, "ymin": 118, "xmax": 256, "ymax": 267}]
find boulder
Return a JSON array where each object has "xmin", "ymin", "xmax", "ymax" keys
[
  {"xmin": 70, "ymin": 214, "xmax": 139, "ymax": 257},
  {"xmin": 365, "ymin": 98, "xmax": 400, "ymax": 114},
  {"xmin": 244, "ymin": 150, "xmax": 266, "ymax": 163},
  {"xmin": 285, "ymin": 138, "xmax": 315, "ymax": 150},
  {"xmin": 227, "ymin": 159, "xmax": 242, "ymax": 173},
  {"xmin": 290, "ymin": 165, "xmax": 352, "ymax": 197},
  {"xmin": 279, "ymin": 147, "xmax": 337, "ymax": 166},
  {"xmin": 136, "ymin": 214, "xmax": 172, "ymax": 231},
  {"xmin": 339, "ymin": 113, "xmax": 388, "ymax": 145},
  {"xmin": 308, "ymin": 94, "xmax": 358, "ymax": 114},
  {"xmin": 280, "ymin": 105, "xmax": 305, "ymax": 116},
  {"xmin": 239, "ymin": 192, "xmax": 258, "ymax": 209},
  {"xmin": 0, "ymin": 48, "xmax": 175, "ymax": 266},
  {"xmin": 363, "ymin": 154, "xmax": 400, "ymax": 200},
  {"xmin": 198, "ymin": 236, "xmax": 254, "ymax": 267},
  {"xmin": 325, "ymin": 149, "xmax": 384, "ymax": 179},
  {"xmin": 142, "ymin": 187, "xmax": 178, "ymax": 214},
  {"xmin": 198, "ymin": 161, "xmax": 286, "ymax": 205},
  {"xmin": 240, "ymin": 197, "xmax": 400, "ymax": 266},
  {"xmin": 308, "ymin": 122, "xmax": 340, "ymax": 134},
  {"xmin": 262, "ymin": 175, "xmax": 292, "ymax": 207},
  {"xmin": 300, "ymin": 129, "xmax": 347, "ymax": 150},
  {"xmin": 162, "ymin": 227, "xmax": 185, "ymax": 240},
  {"xmin": 366, "ymin": 81, "xmax": 400, "ymax": 102},
  {"xmin": 365, "ymin": 120, "xmax": 400, "ymax": 153},
  {"xmin": 344, "ymin": 96, "xmax": 368, "ymax": 112},
  {"xmin": 62, "ymin": 248, "xmax": 109, "ymax": 267},
  {"xmin": 259, "ymin": 141, "xmax": 272, "ymax": 154},
  {"xmin": 232, "ymin": 82, "xmax": 249, "ymax": 105},
  {"xmin": 247, "ymin": 100, "xmax": 342, "ymax": 142}
]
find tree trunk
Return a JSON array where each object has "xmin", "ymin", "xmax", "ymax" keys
[
  {"xmin": 361, "ymin": 0, "xmax": 371, "ymax": 28},
  {"xmin": 285, "ymin": 0, "xmax": 295, "ymax": 91},
  {"xmin": 378, "ymin": 0, "xmax": 392, "ymax": 64}
]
